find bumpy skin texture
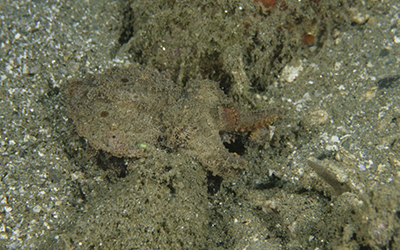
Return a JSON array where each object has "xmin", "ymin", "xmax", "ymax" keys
[{"xmin": 66, "ymin": 65, "xmax": 278, "ymax": 176}]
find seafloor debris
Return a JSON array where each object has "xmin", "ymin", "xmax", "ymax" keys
[{"xmin": 65, "ymin": 65, "xmax": 279, "ymax": 176}]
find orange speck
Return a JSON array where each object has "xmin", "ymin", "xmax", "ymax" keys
[
  {"xmin": 100, "ymin": 111, "xmax": 109, "ymax": 117},
  {"xmin": 302, "ymin": 33, "xmax": 316, "ymax": 45},
  {"xmin": 257, "ymin": 0, "xmax": 277, "ymax": 8}
]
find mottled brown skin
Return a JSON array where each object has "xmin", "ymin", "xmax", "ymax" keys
[{"xmin": 66, "ymin": 65, "xmax": 278, "ymax": 176}]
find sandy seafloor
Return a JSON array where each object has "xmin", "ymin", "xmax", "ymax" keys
[{"xmin": 1, "ymin": 0, "xmax": 400, "ymax": 249}]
